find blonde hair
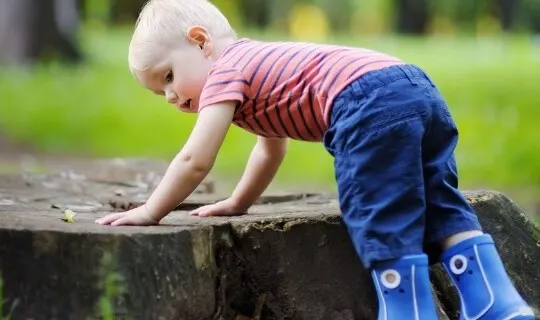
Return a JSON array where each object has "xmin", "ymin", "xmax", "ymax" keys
[{"xmin": 128, "ymin": 0, "xmax": 236, "ymax": 71}]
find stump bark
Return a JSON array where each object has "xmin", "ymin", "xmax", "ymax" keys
[{"xmin": 0, "ymin": 159, "xmax": 538, "ymax": 320}]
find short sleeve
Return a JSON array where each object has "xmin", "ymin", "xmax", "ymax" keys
[{"xmin": 198, "ymin": 67, "xmax": 250, "ymax": 112}]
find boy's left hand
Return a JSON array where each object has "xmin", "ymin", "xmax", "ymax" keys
[
  {"xmin": 95, "ymin": 205, "xmax": 158, "ymax": 226},
  {"xmin": 189, "ymin": 198, "xmax": 247, "ymax": 217}
]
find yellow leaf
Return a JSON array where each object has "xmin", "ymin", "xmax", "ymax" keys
[{"xmin": 62, "ymin": 209, "xmax": 76, "ymax": 223}]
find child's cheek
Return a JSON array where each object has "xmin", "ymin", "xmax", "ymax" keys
[{"xmin": 186, "ymin": 79, "xmax": 206, "ymax": 98}]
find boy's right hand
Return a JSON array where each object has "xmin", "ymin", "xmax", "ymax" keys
[{"xmin": 190, "ymin": 198, "xmax": 248, "ymax": 217}]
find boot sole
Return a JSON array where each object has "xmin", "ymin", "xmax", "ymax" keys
[{"xmin": 499, "ymin": 308, "xmax": 536, "ymax": 320}]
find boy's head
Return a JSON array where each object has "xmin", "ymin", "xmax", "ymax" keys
[{"xmin": 128, "ymin": 0, "xmax": 236, "ymax": 112}]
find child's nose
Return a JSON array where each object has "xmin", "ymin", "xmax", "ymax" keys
[{"xmin": 165, "ymin": 90, "xmax": 178, "ymax": 104}]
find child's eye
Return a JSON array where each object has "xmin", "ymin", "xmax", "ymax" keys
[{"xmin": 164, "ymin": 71, "xmax": 173, "ymax": 83}]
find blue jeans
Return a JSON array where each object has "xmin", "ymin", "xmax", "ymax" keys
[{"xmin": 323, "ymin": 64, "xmax": 482, "ymax": 269}]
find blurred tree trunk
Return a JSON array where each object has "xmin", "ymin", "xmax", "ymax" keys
[
  {"xmin": 393, "ymin": 0, "xmax": 432, "ymax": 34},
  {"xmin": 109, "ymin": 0, "xmax": 145, "ymax": 25},
  {"xmin": 522, "ymin": 0, "xmax": 540, "ymax": 33},
  {"xmin": 0, "ymin": 0, "xmax": 83, "ymax": 67},
  {"xmin": 499, "ymin": 0, "xmax": 519, "ymax": 31},
  {"xmin": 77, "ymin": 0, "xmax": 87, "ymax": 21},
  {"xmin": 238, "ymin": 0, "xmax": 270, "ymax": 29}
]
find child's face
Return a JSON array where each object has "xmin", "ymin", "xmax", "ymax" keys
[{"xmin": 133, "ymin": 27, "xmax": 216, "ymax": 113}]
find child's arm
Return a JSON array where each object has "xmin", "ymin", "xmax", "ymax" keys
[
  {"xmin": 95, "ymin": 101, "xmax": 236, "ymax": 226},
  {"xmin": 190, "ymin": 135, "xmax": 288, "ymax": 217},
  {"xmin": 231, "ymin": 136, "xmax": 288, "ymax": 208}
]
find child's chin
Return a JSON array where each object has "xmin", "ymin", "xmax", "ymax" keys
[{"xmin": 176, "ymin": 106, "xmax": 197, "ymax": 113}]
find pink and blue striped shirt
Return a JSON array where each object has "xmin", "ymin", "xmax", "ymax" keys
[{"xmin": 198, "ymin": 39, "xmax": 403, "ymax": 141}]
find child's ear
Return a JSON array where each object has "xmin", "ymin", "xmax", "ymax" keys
[{"xmin": 186, "ymin": 26, "xmax": 212, "ymax": 56}]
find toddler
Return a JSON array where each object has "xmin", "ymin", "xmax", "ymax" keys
[{"xmin": 95, "ymin": 0, "xmax": 535, "ymax": 319}]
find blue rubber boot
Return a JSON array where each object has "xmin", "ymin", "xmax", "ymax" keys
[
  {"xmin": 371, "ymin": 254, "xmax": 439, "ymax": 320},
  {"xmin": 441, "ymin": 234, "xmax": 535, "ymax": 320}
]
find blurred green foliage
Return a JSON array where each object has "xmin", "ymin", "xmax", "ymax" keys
[
  {"xmin": 82, "ymin": 0, "xmax": 540, "ymax": 35},
  {"xmin": 1, "ymin": 0, "xmax": 539, "ymax": 220},
  {"xmin": 1, "ymin": 28, "xmax": 539, "ymax": 199}
]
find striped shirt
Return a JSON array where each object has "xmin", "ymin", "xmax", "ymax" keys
[{"xmin": 198, "ymin": 39, "xmax": 403, "ymax": 141}]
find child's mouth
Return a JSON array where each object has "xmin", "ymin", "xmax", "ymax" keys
[{"xmin": 181, "ymin": 99, "xmax": 192, "ymax": 109}]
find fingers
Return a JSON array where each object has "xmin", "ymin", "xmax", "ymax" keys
[
  {"xmin": 95, "ymin": 212, "xmax": 126, "ymax": 225},
  {"xmin": 189, "ymin": 209, "xmax": 202, "ymax": 216},
  {"xmin": 189, "ymin": 205, "xmax": 221, "ymax": 217},
  {"xmin": 111, "ymin": 217, "xmax": 132, "ymax": 226},
  {"xmin": 95, "ymin": 206, "xmax": 158, "ymax": 227},
  {"xmin": 198, "ymin": 210, "xmax": 213, "ymax": 217},
  {"xmin": 190, "ymin": 205, "xmax": 211, "ymax": 216}
]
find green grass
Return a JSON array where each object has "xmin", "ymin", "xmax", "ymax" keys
[
  {"xmin": 97, "ymin": 252, "xmax": 124, "ymax": 319},
  {"xmin": 0, "ymin": 274, "xmax": 16, "ymax": 319},
  {"xmin": 0, "ymin": 28, "xmax": 539, "ymax": 211}
]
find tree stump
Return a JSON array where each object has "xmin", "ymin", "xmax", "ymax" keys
[{"xmin": 0, "ymin": 159, "xmax": 538, "ymax": 319}]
